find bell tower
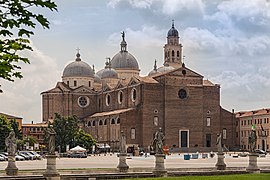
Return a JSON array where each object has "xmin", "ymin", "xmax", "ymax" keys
[{"xmin": 164, "ymin": 20, "xmax": 183, "ymax": 68}]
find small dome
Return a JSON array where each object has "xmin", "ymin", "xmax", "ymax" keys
[
  {"xmin": 111, "ymin": 51, "xmax": 139, "ymax": 70},
  {"xmin": 94, "ymin": 74, "xmax": 101, "ymax": 83},
  {"xmin": 148, "ymin": 69, "xmax": 160, "ymax": 76},
  {"xmin": 63, "ymin": 53, "xmax": 94, "ymax": 78},
  {"xmin": 167, "ymin": 21, "xmax": 179, "ymax": 37},
  {"xmin": 157, "ymin": 63, "xmax": 175, "ymax": 73},
  {"xmin": 100, "ymin": 68, "xmax": 118, "ymax": 79}
]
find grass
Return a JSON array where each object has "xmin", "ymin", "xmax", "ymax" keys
[{"xmin": 125, "ymin": 173, "xmax": 270, "ymax": 180}]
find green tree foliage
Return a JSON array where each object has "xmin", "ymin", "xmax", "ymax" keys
[
  {"xmin": 75, "ymin": 129, "xmax": 96, "ymax": 151},
  {"xmin": 0, "ymin": 115, "xmax": 22, "ymax": 151},
  {"xmin": 0, "ymin": 116, "xmax": 11, "ymax": 151},
  {"xmin": 52, "ymin": 113, "xmax": 79, "ymax": 153},
  {"xmin": 0, "ymin": 0, "xmax": 57, "ymax": 89},
  {"xmin": 23, "ymin": 136, "xmax": 37, "ymax": 146},
  {"xmin": 9, "ymin": 119, "xmax": 22, "ymax": 140}
]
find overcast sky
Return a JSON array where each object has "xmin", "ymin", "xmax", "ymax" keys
[{"xmin": 1, "ymin": 0, "xmax": 270, "ymax": 123}]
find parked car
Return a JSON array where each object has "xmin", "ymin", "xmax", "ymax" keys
[
  {"xmin": 0, "ymin": 154, "xmax": 8, "ymax": 161},
  {"xmin": 18, "ymin": 152, "xmax": 31, "ymax": 160},
  {"xmin": 28, "ymin": 151, "xmax": 42, "ymax": 160},
  {"xmin": 15, "ymin": 154, "xmax": 25, "ymax": 161},
  {"xmin": 69, "ymin": 152, "xmax": 87, "ymax": 158},
  {"xmin": 0, "ymin": 156, "xmax": 5, "ymax": 161},
  {"xmin": 255, "ymin": 149, "xmax": 267, "ymax": 155}
]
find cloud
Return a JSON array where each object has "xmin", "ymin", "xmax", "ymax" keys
[
  {"xmin": 107, "ymin": 0, "xmax": 204, "ymax": 15},
  {"xmin": 161, "ymin": 0, "xmax": 204, "ymax": 16},
  {"xmin": 0, "ymin": 42, "xmax": 61, "ymax": 123},
  {"xmin": 107, "ymin": 25, "xmax": 165, "ymax": 48}
]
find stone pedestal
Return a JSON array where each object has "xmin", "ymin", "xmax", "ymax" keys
[
  {"xmin": 117, "ymin": 153, "xmax": 129, "ymax": 173},
  {"xmin": 5, "ymin": 156, "xmax": 18, "ymax": 176},
  {"xmin": 153, "ymin": 154, "xmax": 167, "ymax": 177},
  {"xmin": 43, "ymin": 155, "xmax": 60, "ymax": 180},
  {"xmin": 246, "ymin": 153, "xmax": 260, "ymax": 173},
  {"xmin": 215, "ymin": 152, "xmax": 226, "ymax": 170}
]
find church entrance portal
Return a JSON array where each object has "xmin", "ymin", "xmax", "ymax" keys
[{"xmin": 179, "ymin": 130, "xmax": 189, "ymax": 148}]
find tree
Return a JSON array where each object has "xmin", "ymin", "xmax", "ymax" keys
[
  {"xmin": 9, "ymin": 119, "xmax": 22, "ymax": 140},
  {"xmin": 0, "ymin": 115, "xmax": 11, "ymax": 151},
  {"xmin": 51, "ymin": 113, "xmax": 79, "ymax": 153},
  {"xmin": 75, "ymin": 129, "xmax": 96, "ymax": 151},
  {"xmin": 0, "ymin": 0, "xmax": 57, "ymax": 90},
  {"xmin": 0, "ymin": 115, "xmax": 26, "ymax": 151}
]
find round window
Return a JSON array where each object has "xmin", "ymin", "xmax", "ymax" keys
[
  {"xmin": 178, "ymin": 89, "xmax": 187, "ymax": 99},
  {"xmin": 78, "ymin": 96, "xmax": 89, "ymax": 107},
  {"xmin": 118, "ymin": 91, "xmax": 123, "ymax": 104},
  {"xmin": 131, "ymin": 88, "xmax": 137, "ymax": 102}
]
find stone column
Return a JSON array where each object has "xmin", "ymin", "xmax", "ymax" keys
[
  {"xmin": 215, "ymin": 152, "xmax": 226, "ymax": 170},
  {"xmin": 5, "ymin": 155, "xmax": 18, "ymax": 176},
  {"xmin": 246, "ymin": 152, "xmax": 260, "ymax": 173},
  {"xmin": 153, "ymin": 154, "xmax": 167, "ymax": 177},
  {"xmin": 117, "ymin": 153, "xmax": 129, "ymax": 172},
  {"xmin": 43, "ymin": 155, "xmax": 60, "ymax": 180}
]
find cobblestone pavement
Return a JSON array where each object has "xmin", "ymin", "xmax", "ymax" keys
[{"xmin": 0, "ymin": 153, "xmax": 269, "ymax": 170}]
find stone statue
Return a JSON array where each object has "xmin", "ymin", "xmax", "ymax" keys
[
  {"xmin": 153, "ymin": 128, "xmax": 165, "ymax": 154},
  {"xmin": 248, "ymin": 126, "xmax": 257, "ymax": 153},
  {"xmin": 5, "ymin": 129, "xmax": 17, "ymax": 156},
  {"xmin": 47, "ymin": 125, "xmax": 56, "ymax": 155},
  {"xmin": 216, "ymin": 133, "xmax": 222, "ymax": 153},
  {"xmin": 119, "ymin": 131, "xmax": 126, "ymax": 153}
]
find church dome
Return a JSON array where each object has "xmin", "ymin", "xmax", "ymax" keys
[
  {"xmin": 157, "ymin": 63, "xmax": 175, "ymax": 73},
  {"xmin": 148, "ymin": 60, "xmax": 160, "ymax": 76},
  {"xmin": 63, "ymin": 53, "xmax": 94, "ymax": 78},
  {"xmin": 111, "ymin": 31, "xmax": 139, "ymax": 70},
  {"xmin": 100, "ymin": 68, "xmax": 118, "ymax": 79},
  {"xmin": 94, "ymin": 74, "xmax": 101, "ymax": 83},
  {"xmin": 167, "ymin": 21, "xmax": 179, "ymax": 37},
  {"xmin": 111, "ymin": 52, "xmax": 139, "ymax": 70}
]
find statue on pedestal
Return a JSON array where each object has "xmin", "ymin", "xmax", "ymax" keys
[
  {"xmin": 216, "ymin": 133, "xmax": 222, "ymax": 153},
  {"xmin": 119, "ymin": 131, "xmax": 126, "ymax": 154},
  {"xmin": 5, "ymin": 129, "xmax": 17, "ymax": 156},
  {"xmin": 153, "ymin": 128, "xmax": 165, "ymax": 154},
  {"xmin": 46, "ymin": 125, "xmax": 56, "ymax": 155},
  {"xmin": 248, "ymin": 125, "xmax": 257, "ymax": 153}
]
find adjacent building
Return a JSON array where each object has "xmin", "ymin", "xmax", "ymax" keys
[
  {"xmin": 41, "ymin": 22, "xmax": 235, "ymax": 152},
  {"xmin": 236, "ymin": 108, "xmax": 270, "ymax": 152},
  {"xmin": 0, "ymin": 112, "xmax": 23, "ymax": 130}
]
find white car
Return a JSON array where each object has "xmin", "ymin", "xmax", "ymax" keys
[
  {"xmin": 28, "ymin": 151, "xmax": 42, "ymax": 160},
  {"xmin": 15, "ymin": 154, "xmax": 25, "ymax": 161}
]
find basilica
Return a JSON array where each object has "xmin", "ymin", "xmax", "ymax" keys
[{"xmin": 42, "ymin": 22, "xmax": 236, "ymax": 152}]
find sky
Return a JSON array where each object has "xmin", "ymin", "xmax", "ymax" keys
[{"xmin": 1, "ymin": 0, "xmax": 270, "ymax": 123}]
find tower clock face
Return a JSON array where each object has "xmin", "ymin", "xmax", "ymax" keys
[{"xmin": 178, "ymin": 89, "xmax": 187, "ymax": 99}]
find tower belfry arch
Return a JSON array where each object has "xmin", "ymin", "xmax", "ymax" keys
[{"xmin": 164, "ymin": 20, "xmax": 183, "ymax": 68}]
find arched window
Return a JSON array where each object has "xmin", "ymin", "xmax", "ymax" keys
[
  {"xmin": 88, "ymin": 121, "xmax": 91, "ymax": 127},
  {"xmin": 118, "ymin": 91, "xmax": 123, "ymax": 104},
  {"xmin": 167, "ymin": 51, "xmax": 170, "ymax": 57},
  {"xmin": 131, "ymin": 88, "xmax": 137, "ymax": 102},
  {"xmin": 177, "ymin": 51, "xmax": 180, "ymax": 57},
  {"xmin": 117, "ymin": 118, "xmax": 120, "ymax": 124},
  {"xmin": 172, "ymin": 50, "xmax": 175, "ymax": 57},
  {"xmin": 92, "ymin": 120, "xmax": 96, "ymax": 127},
  {"xmin": 99, "ymin": 120, "xmax": 103, "ymax": 126},
  {"xmin": 104, "ymin": 119, "xmax": 107, "ymax": 125},
  {"xmin": 74, "ymin": 80, "xmax": 77, "ymax": 86},
  {"xmin": 106, "ymin": 94, "xmax": 111, "ymax": 106},
  {"xmin": 111, "ymin": 118, "xmax": 115, "ymax": 124}
]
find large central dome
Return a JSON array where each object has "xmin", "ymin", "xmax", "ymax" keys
[
  {"xmin": 111, "ymin": 52, "xmax": 139, "ymax": 69},
  {"xmin": 111, "ymin": 31, "xmax": 139, "ymax": 70},
  {"xmin": 63, "ymin": 53, "xmax": 94, "ymax": 78}
]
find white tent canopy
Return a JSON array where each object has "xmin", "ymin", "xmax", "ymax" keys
[{"xmin": 69, "ymin": 145, "xmax": 87, "ymax": 152}]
